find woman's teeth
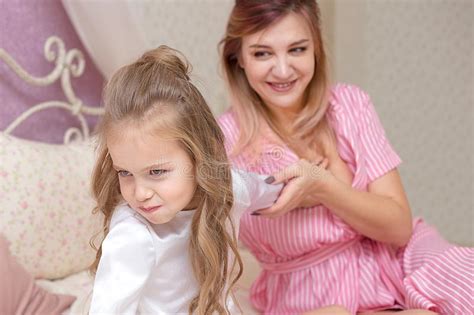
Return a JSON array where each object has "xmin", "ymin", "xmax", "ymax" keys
[
  {"xmin": 269, "ymin": 80, "xmax": 295, "ymax": 91},
  {"xmin": 274, "ymin": 82, "xmax": 291, "ymax": 88}
]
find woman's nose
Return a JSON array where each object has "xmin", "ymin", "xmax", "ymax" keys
[{"xmin": 272, "ymin": 56, "xmax": 292, "ymax": 79}]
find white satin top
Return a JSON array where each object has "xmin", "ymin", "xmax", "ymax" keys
[{"xmin": 89, "ymin": 170, "xmax": 281, "ymax": 314}]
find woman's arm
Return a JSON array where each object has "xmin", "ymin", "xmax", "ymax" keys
[
  {"xmin": 257, "ymin": 160, "xmax": 413, "ymax": 247},
  {"xmin": 318, "ymin": 166, "xmax": 412, "ymax": 247},
  {"xmin": 258, "ymin": 86, "xmax": 414, "ymax": 247}
]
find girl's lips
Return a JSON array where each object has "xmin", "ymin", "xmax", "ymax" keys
[
  {"xmin": 267, "ymin": 79, "xmax": 297, "ymax": 92},
  {"xmin": 140, "ymin": 206, "xmax": 161, "ymax": 213}
]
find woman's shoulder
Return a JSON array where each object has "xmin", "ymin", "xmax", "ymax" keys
[
  {"xmin": 328, "ymin": 83, "xmax": 372, "ymax": 115},
  {"xmin": 217, "ymin": 109, "xmax": 241, "ymax": 152},
  {"xmin": 326, "ymin": 83, "xmax": 378, "ymax": 134},
  {"xmin": 218, "ymin": 109, "xmax": 239, "ymax": 132}
]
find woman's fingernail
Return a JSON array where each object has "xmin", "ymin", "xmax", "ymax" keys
[
  {"xmin": 250, "ymin": 211, "xmax": 261, "ymax": 216},
  {"xmin": 265, "ymin": 176, "xmax": 275, "ymax": 184}
]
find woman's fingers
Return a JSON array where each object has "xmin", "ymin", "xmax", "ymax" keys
[
  {"xmin": 255, "ymin": 159, "xmax": 330, "ymax": 218},
  {"xmin": 268, "ymin": 159, "xmax": 318, "ymax": 184},
  {"xmin": 265, "ymin": 158, "xmax": 329, "ymax": 184},
  {"xmin": 268, "ymin": 162, "xmax": 302, "ymax": 184}
]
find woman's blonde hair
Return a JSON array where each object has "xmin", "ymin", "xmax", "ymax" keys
[
  {"xmin": 90, "ymin": 45, "xmax": 242, "ymax": 315},
  {"xmin": 220, "ymin": 0, "xmax": 332, "ymax": 158}
]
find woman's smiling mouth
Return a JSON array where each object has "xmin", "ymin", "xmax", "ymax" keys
[{"xmin": 267, "ymin": 79, "xmax": 297, "ymax": 92}]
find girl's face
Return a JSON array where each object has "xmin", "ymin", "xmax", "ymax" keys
[
  {"xmin": 240, "ymin": 12, "xmax": 315, "ymax": 116},
  {"xmin": 107, "ymin": 123, "xmax": 198, "ymax": 224}
]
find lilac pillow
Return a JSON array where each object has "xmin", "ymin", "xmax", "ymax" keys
[{"xmin": 0, "ymin": 234, "xmax": 76, "ymax": 314}]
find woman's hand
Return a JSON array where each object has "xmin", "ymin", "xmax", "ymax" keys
[
  {"xmin": 254, "ymin": 159, "xmax": 413, "ymax": 246},
  {"xmin": 255, "ymin": 158, "xmax": 332, "ymax": 218}
]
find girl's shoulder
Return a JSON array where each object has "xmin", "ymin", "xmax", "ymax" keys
[
  {"xmin": 101, "ymin": 205, "xmax": 156, "ymax": 263},
  {"xmin": 109, "ymin": 204, "xmax": 150, "ymax": 231}
]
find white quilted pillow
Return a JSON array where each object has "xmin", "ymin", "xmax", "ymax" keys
[{"xmin": 0, "ymin": 132, "xmax": 102, "ymax": 279}]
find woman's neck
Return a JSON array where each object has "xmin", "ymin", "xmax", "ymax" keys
[{"xmin": 264, "ymin": 95, "xmax": 305, "ymax": 134}]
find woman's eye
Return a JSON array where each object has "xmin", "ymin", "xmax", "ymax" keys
[
  {"xmin": 254, "ymin": 51, "xmax": 271, "ymax": 58},
  {"xmin": 290, "ymin": 47, "xmax": 307, "ymax": 54},
  {"xmin": 117, "ymin": 170, "xmax": 131, "ymax": 177},
  {"xmin": 150, "ymin": 169, "xmax": 167, "ymax": 176}
]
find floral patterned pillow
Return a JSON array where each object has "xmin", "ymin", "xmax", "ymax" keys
[{"xmin": 0, "ymin": 132, "xmax": 103, "ymax": 280}]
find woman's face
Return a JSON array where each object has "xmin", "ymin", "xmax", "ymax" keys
[{"xmin": 240, "ymin": 12, "xmax": 315, "ymax": 115}]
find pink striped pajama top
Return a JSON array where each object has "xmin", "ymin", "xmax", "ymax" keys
[{"xmin": 218, "ymin": 84, "xmax": 473, "ymax": 315}]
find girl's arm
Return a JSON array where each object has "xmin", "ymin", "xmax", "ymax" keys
[
  {"xmin": 232, "ymin": 170, "xmax": 283, "ymax": 213},
  {"xmin": 89, "ymin": 217, "xmax": 155, "ymax": 314}
]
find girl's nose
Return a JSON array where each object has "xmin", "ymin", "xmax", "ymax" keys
[{"xmin": 134, "ymin": 182, "xmax": 153, "ymax": 202}]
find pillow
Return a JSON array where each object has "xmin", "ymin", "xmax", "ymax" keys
[
  {"xmin": 0, "ymin": 132, "xmax": 103, "ymax": 279},
  {"xmin": 0, "ymin": 234, "xmax": 76, "ymax": 314}
]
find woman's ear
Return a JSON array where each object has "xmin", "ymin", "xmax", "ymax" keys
[{"xmin": 237, "ymin": 54, "xmax": 244, "ymax": 69}]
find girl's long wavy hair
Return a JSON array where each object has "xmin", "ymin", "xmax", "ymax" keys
[
  {"xmin": 220, "ymin": 0, "xmax": 333, "ymax": 158},
  {"xmin": 89, "ymin": 46, "xmax": 242, "ymax": 315}
]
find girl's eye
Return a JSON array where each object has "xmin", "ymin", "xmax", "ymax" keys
[
  {"xmin": 254, "ymin": 51, "xmax": 271, "ymax": 58},
  {"xmin": 117, "ymin": 170, "xmax": 131, "ymax": 177},
  {"xmin": 150, "ymin": 169, "xmax": 167, "ymax": 176},
  {"xmin": 290, "ymin": 47, "xmax": 307, "ymax": 54}
]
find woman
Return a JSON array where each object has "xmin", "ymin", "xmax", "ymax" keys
[{"xmin": 218, "ymin": 1, "xmax": 473, "ymax": 314}]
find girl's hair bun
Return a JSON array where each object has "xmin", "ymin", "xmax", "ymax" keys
[{"xmin": 139, "ymin": 45, "xmax": 192, "ymax": 82}]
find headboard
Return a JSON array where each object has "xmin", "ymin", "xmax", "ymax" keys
[
  {"xmin": 0, "ymin": 36, "xmax": 104, "ymax": 143},
  {"xmin": 0, "ymin": 36, "xmax": 104, "ymax": 280}
]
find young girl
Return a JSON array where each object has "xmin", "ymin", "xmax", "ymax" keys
[{"xmin": 88, "ymin": 46, "xmax": 282, "ymax": 314}]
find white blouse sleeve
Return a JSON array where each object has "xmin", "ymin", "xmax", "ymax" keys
[
  {"xmin": 232, "ymin": 169, "xmax": 283, "ymax": 213},
  {"xmin": 89, "ymin": 215, "xmax": 155, "ymax": 314}
]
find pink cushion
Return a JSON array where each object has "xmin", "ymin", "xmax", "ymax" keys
[{"xmin": 0, "ymin": 234, "xmax": 76, "ymax": 315}]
